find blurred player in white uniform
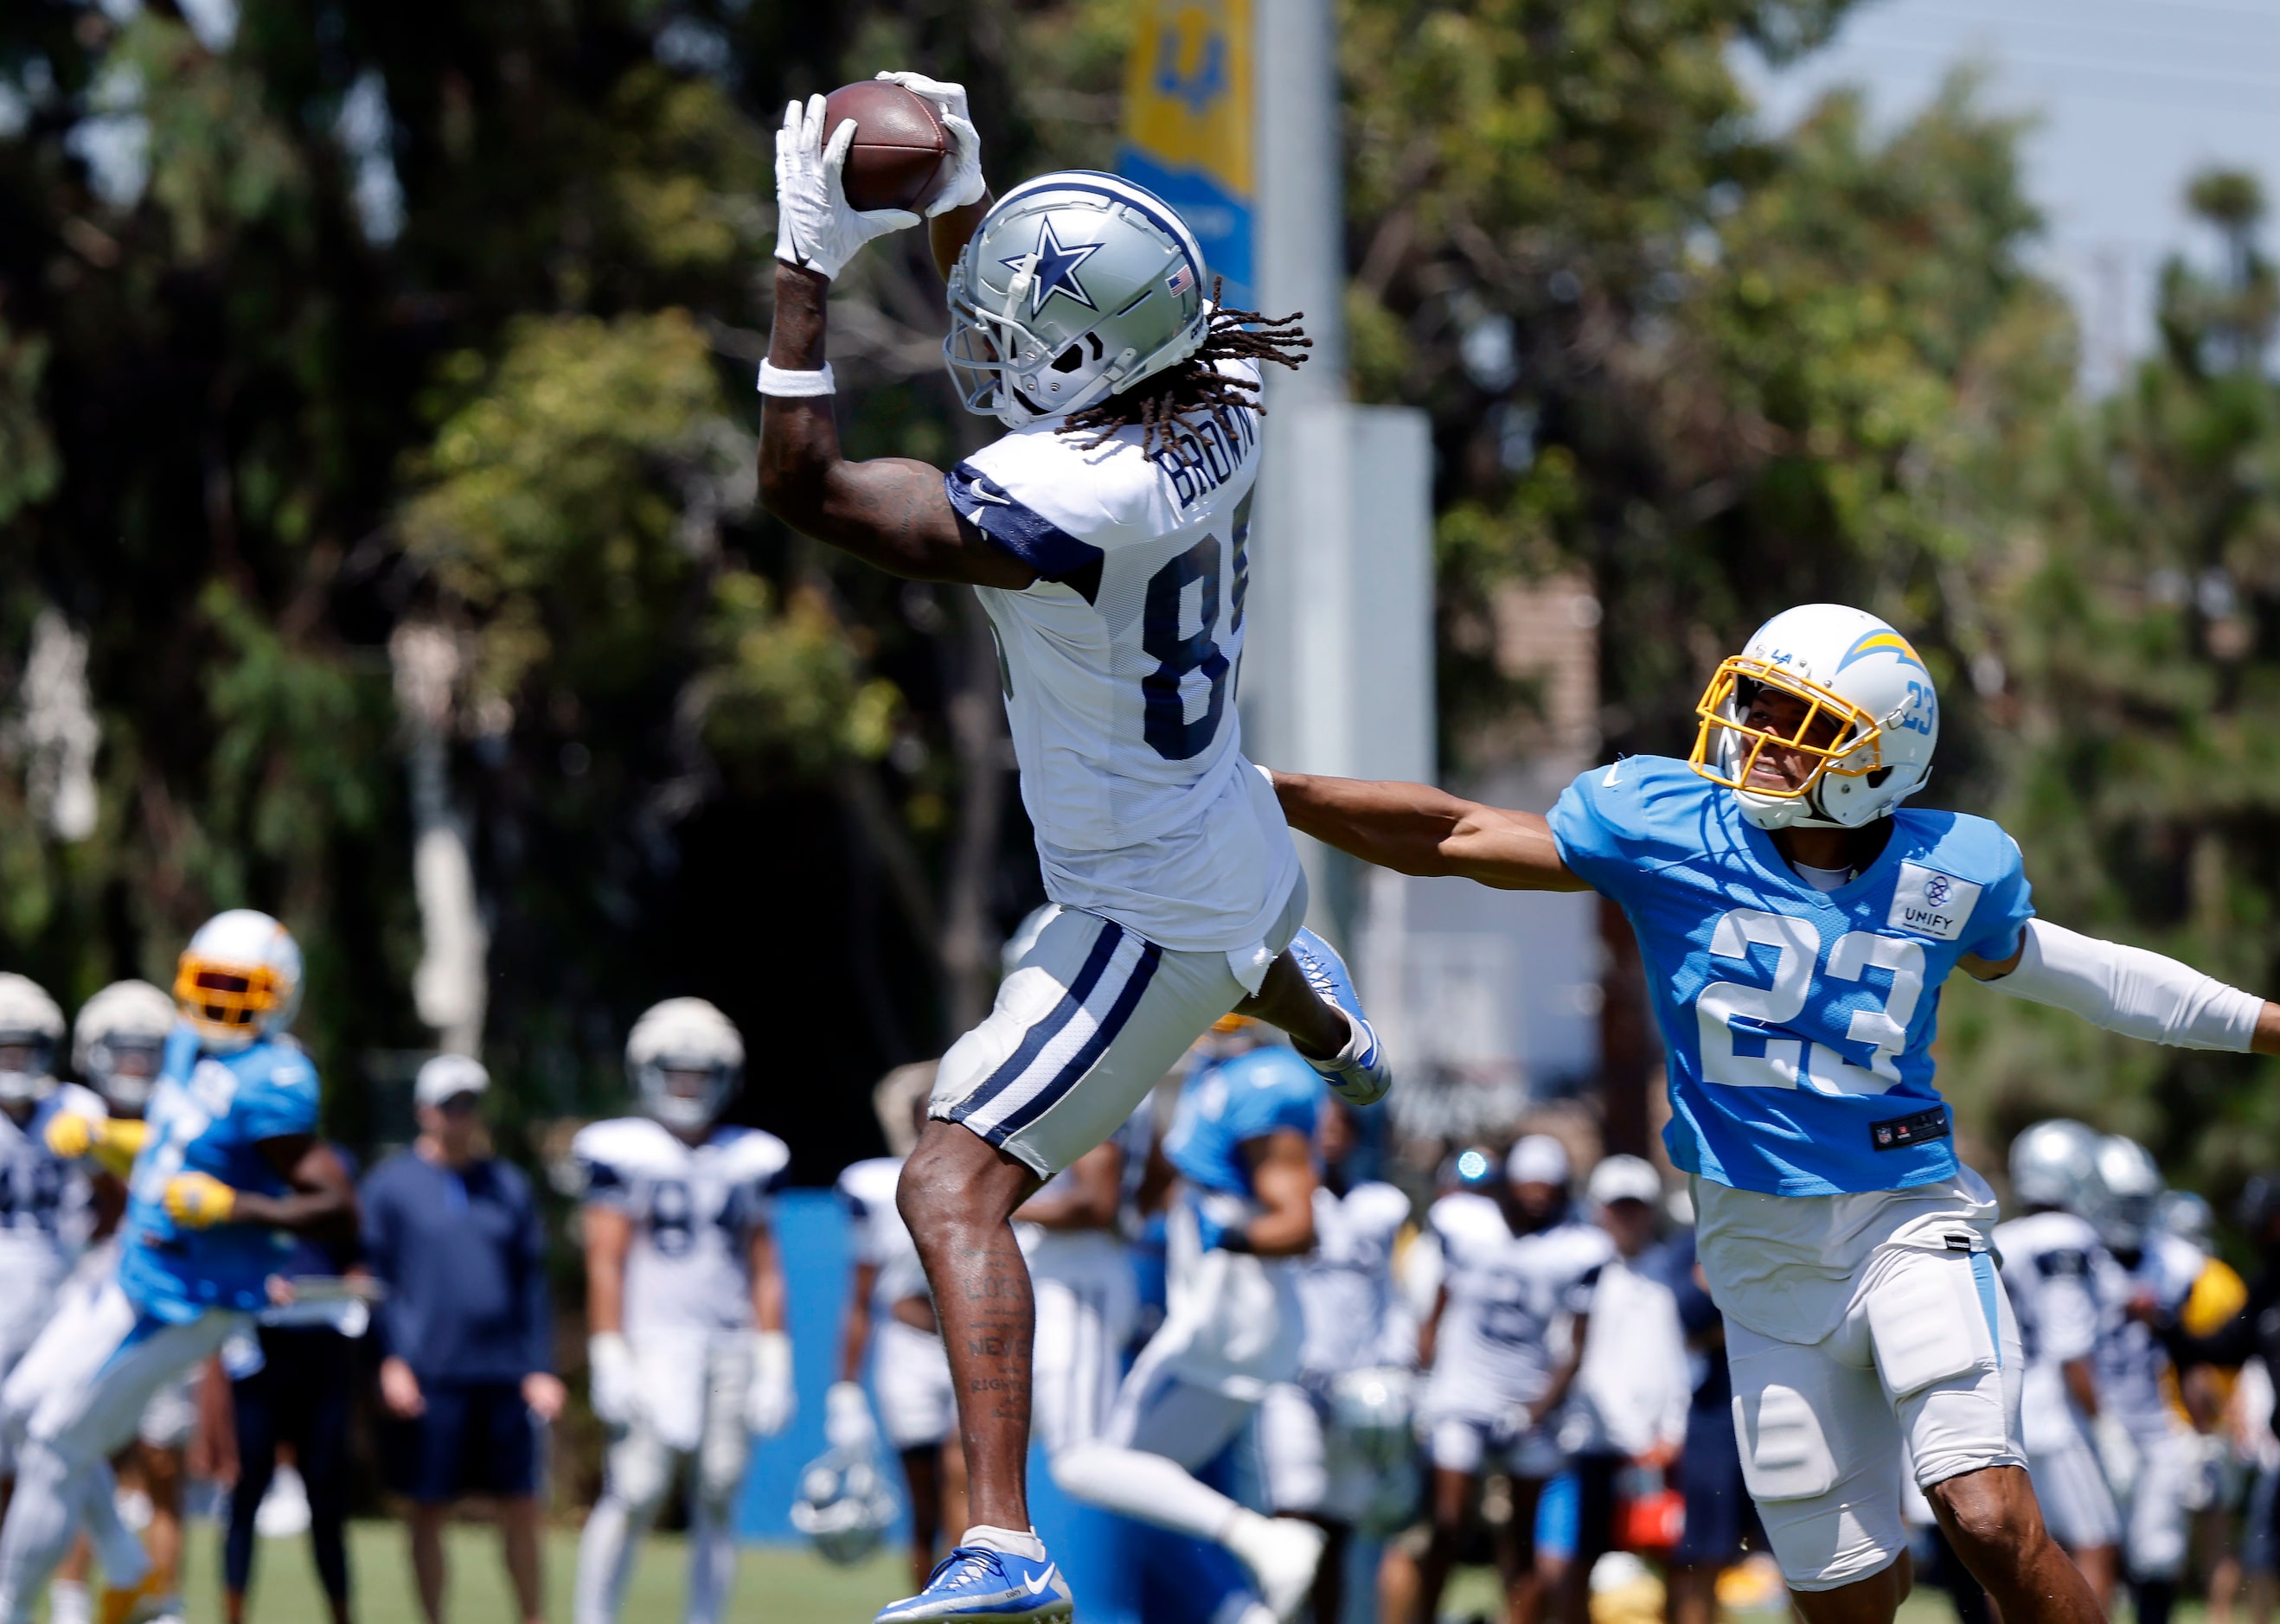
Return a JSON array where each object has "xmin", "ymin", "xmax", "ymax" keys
[
  {"xmin": 1995, "ymin": 1120, "xmax": 2121, "ymax": 1609},
  {"xmin": 13, "ymin": 981, "xmax": 177, "ymax": 1624},
  {"xmin": 1413, "ymin": 1135, "xmax": 1611, "ymax": 1624},
  {"xmin": 573, "ymin": 999, "xmax": 792, "ymax": 1624},
  {"xmin": 1258, "ymin": 1093, "xmax": 1412, "ymax": 1624},
  {"xmin": 761, "ymin": 76, "xmax": 1398, "ymax": 1624},
  {"xmin": 829, "ymin": 1065, "xmax": 963, "ymax": 1593},
  {"xmin": 1055, "ymin": 1024, "xmax": 1331, "ymax": 1621},
  {"xmin": 2088, "ymin": 1137, "xmax": 2212, "ymax": 1624}
]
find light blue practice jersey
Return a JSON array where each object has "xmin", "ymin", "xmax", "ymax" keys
[
  {"xmin": 1163, "ymin": 1044, "xmax": 1321, "ymax": 1199},
  {"xmin": 1548, "ymin": 756, "xmax": 2033, "ymax": 1197},
  {"xmin": 118, "ymin": 1026, "xmax": 321, "ymax": 1321}
]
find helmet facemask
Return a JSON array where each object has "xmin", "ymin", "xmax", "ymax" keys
[
  {"xmin": 175, "ymin": 956, "xmax": 288, "ymax": 1053},
  {"xmin": 637, "ymin": 1056, "xmax": 735, "ymax": 1135},
  {"xmin": 1693, "ymin": 661, "xmax": 1893, "ymax": 831},
  {"xmin": 86, "ymin": 1035, "xmax": 164, "ymax": 1114},
  {"xmin": 0, "ymin": 1032, "xmax": 54, "ymax": 1108}
]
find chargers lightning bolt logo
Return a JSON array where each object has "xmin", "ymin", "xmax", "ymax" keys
[{"xmin": 1004, "ymin": 218, "xmax": 1104, "ymax": 316}]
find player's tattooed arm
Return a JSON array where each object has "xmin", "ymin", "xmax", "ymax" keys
[
  {"xmin": 239, "ymin": 1136, "xmax": 357, "ymax": 1239},
  {"xmin": 759, "ymin": 264, "xmax": 1037, "ymax": 589},
  {"xmin": 1268, "ymin": 770, "xmax": 1592, "ymax": 892}
]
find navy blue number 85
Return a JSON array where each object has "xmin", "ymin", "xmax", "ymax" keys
[{"xmin": 1142, "ymin": 534, "xmax": 1230, "ymax": 762}]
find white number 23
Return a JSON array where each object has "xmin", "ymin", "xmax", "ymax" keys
[{"xmin": 1694, "ymin": 909, "xmax": 1925, "ymax": 1096}]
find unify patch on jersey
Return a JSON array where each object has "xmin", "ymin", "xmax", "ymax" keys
[{"xmin": 1886, "ymin": 861, "xmax": 1983, "ymax": 943}]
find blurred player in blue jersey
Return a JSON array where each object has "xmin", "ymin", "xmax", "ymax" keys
[
  {"xmin": 1271, "ymin": 602, "xmax": 2280, "ymax": 1624},
  {"xmin": 1056, "ymin": 1019, "xmax": 1329, "ymax": 1622},
  {"xmin": 0, "ymin": 911, "xmax": 356, "ymax": 1624}
]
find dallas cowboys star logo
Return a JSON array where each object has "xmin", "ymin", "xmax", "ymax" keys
[{"xmin": 1003, "ymin": 218, "xmax": 1105, "ymax": 317}]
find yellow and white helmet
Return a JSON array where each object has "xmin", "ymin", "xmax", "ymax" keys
[
  {"xmin": 1689, "ymin": 604, "xmax": 1939, "ymax": 830},
  {"xmin": 0, "ymin": 975, "xmax": 64, "ymax": 1107},
  {"xmin": 175, "ymin": 910, "xmax": 303, "ymax": 1053},
  {"xmin": 74, "ymin": 979, "xmax": 176, "ymax": 1113},
  {"xmin": 626, "ymin": 997, "xmax": 744, "ymax": 1134}
]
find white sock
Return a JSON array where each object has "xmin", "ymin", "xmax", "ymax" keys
[
  {"xmin": 48, "ymin": 1579, "xmax": 91, "ymax": 1624},
  {"xmin": 961, "ymin": 1525, "xmax": 1047, "ymax": 1562},
  {"xmin": 1053, "ymin": 1442, "xmax": 1246, "ymax": 1546}
]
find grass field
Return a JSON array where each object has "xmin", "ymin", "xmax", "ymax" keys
[{"xmin": 155, "ymin": 1523, "xmax": 2205, "ymax": 1623}]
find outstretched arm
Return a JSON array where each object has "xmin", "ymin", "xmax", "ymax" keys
[
  {"xmin": 1269, "ymin": 770, "xmax": 1592, "ymax": 892},
  {"xmin": 1964, "ymin": 917, "xmax": 2280, "ymax": 1055}
]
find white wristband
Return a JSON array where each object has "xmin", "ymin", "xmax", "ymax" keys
[{"xmin": 759, "ymin": 361, "xmax": 836, "ymax": 397}]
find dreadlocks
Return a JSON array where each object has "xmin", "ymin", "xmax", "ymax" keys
[{"xmin": 1058, "ymin": 279, "xmax": 1312, "ymax": 455}]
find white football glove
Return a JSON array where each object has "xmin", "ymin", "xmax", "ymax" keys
[
  {"xmin": 587, "ymin": 1333, "xmax": 644, "ymax": 1429},
  {"xmin": 825, "ymin": 1380, "xmax": 880, "ymax": 1453},
  {"xmin": 773, "ymin": 94, "xmax": 921, "ymax": 280},
  {"xmin": 873, "ymin": 71, "xmax": 989, "ymax": 217},
  {"xmin": 746, "ymin": 1330, "xmax": 795, "ymax": 1438}
]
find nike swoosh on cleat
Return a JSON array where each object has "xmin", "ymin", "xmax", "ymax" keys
[{"xmin": 1024, "ymin": 1566, "xmax": 1057, "ymax": 1595}]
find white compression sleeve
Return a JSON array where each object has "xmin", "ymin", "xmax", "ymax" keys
[{"xmin": 1989, "ymin": 918, "xmax": 2264, "ymax": 1051}]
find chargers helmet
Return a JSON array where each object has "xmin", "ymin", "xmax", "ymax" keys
[
  {"xmin": 1689, "ymin": 604, "xmax": 1939, "ymax": 830},
  {"xmin": 791, "ymin": 1445, "xmax": 900, "ymax": 1566},
  {"xmin": 74, "ymin": 979, "xmax": 176, "ymax": 1114},
  {"xmin": 2008, "ymin": 1119, "xmax": 2101, "ymax": 1213},
  {"xmin": 0, "ymin": 975, "xmax": 64, "ymax": 1107},
  {"xmin": 945, "ymin": 170, "xmax": 1212, "ymax": 427},
  {"xmin": 176, "ymin": 911, "xmax": 303, "ymax": 1053},
  {"xmin": 2085, "ymin": 1135, "xmax": 2163, "ymax": 1254},
  {"xmin": 626, "ymin": 997, "xmax": 743, "ymax": 1135}
]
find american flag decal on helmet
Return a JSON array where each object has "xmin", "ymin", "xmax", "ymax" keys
[{"xmin": 1166, "ymin": 262, "xmax": 1194, "ymax": 296}]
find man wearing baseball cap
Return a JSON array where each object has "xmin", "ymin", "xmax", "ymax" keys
[{"xmin": 362, "ymin": 1056, "xmax": 564, "ymax": 1624}]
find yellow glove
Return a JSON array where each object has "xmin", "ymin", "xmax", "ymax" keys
[
  {"xmin": 43, "ymin": 1113, "xmax": 93, "ymax": 1160},
  {"xmin": 163, "ymin": 1171, "xmax": 238, "ymax": 1229}
]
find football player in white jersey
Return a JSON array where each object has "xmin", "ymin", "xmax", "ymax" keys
[
  {"xmin": 23, "ymin": 981, "xmax": 177, "ymax": 1624},
  {"xmin": 829, "ymin": 1067, "xmax": 962, "ymax": 1593},
  {"xmin": 1994, "ymin": 1121, "xmax": 2121, "ymax": 1610},
  {"xmin": 1412, "ymin": 1135, "xmax": 1611, "ymax": 1624},
  {"xmin": 762, "ymin": 75, "xmax": 1395, "ymax": 1622},
  {"xmin": 1258, "ymin": 1094, "xmax": 1413, "ymax": 1624},
  {"xmin": 2085, "ymin": 1136, "xmax": 2206, "ymax": 1624},
  {"xmin": 0, "ymin": 976, "xmax": 99, "ymax": 1490},
  {"xmin": 572, "ymin": 1000, "xmax": 791, "ymax": 1624},
  {"xmin": 1269, "ymin": 600, "xmax": 2280, "ymax": 1624}
]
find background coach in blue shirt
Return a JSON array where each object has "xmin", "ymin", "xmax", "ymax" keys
[{"xmin": 362, "ymin": 1055, "xmax": 565, "ymax": 1624}]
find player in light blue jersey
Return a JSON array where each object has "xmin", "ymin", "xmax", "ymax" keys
[
  {"xmin": 1271, "ymin": 602, "xmax": 2280, "ymax": 1624},
  {"xmin": 0, "ymin": 911, "xmax": 355, "ymax": 1624},
  {"xmin": 1056, "ymin": 1022, "xmax": 1333, "ymax": 1622}
]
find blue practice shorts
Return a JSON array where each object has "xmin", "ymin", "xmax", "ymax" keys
[
  {"xmin": 385, "ymin": 1378, "xmax": 540, "ymax": 1504},
  {"xmin": 1673, "ymin": 1395, "xmax": 1761, "ymax": 1566}
]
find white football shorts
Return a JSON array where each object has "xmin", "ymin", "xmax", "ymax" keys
[
  {"xmin": 2028, "ymin": 1431, "xmax": 2123, "ymax": 1552},
  {"xmin": 604, "ymin": 1332, "xmax": 753, "ymax": 1511},
  {"xmin": 1027, "ymin": 1235, "xmax": 1137, "ymax": 1460},
  {"xmin": 1728, "ymin": 1242, "xmax": 2025, "ymax": 1592},
  {"xmin": 1419, "ymin": 1410, "xmax": 1566, "ymax": 1481},
  {"xmin": 2119, "ymin": 1420, "xmax": 2200, "ymax": 1582},
  {"xmin": 15, "ymin": 1279, "xmax": 242, "ymax": 1467},
  {"xmin": 871, "ymin": 1318, "xmax": 956, "ymax": 1454},
  {"xmin": 932, "ymin": 883, "xmax": 1305, "ymax": 1180},
  {"xmin": 1260, "ymin": 1381, "xmax": 1404, "ymax": 1523}
]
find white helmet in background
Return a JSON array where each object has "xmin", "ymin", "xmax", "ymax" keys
[
  {"xmin": 74, "ymin": 979, "xmax": 176, "ymax": 1114},
  {"xmin": 0, "ymin": 975, "xmax": 64, "ymax": 1107},
  {"xmin": 1690, "ymin": 604, "xmax": 1939, "ymax": 830},
  {"xmin": 2086, "ymin": 1135, "xmax": 2164, "ymax": 1255},
  {"xmin": 2156, "ymin": 1188, "xmax": 2214, "ymax": 1252},
  {"xmin": 2008, "ymin": 1119, "xmax": 2102, "ymax": 1213},
  {"xmin": 175, "ymin": 911, "xmax": 303, "ymax": 1053},
  {"xmin": 791, "ymin": 1445, "xmax": 900, "ymax": 1565},
  {"xmin": 626, "ymin": 998, "xmax": 743, "ymax": 1135}
]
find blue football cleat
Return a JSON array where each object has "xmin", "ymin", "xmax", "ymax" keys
[
  {"xmin": 874, "ymin": 1544, "xmax": 1074, "ymax": 1623},
  {"xmin": 1285, "ymin": 927, "xmax": 1394, "ymax": 1107}
]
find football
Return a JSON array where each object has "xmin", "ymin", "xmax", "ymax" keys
[{"xmin": 822, "ymin": 80, "xmax": 951, "ymax": 215}]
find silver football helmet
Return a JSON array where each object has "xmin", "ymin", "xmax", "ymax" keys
[
  {"xmin": 945, "ymin": 170, "xmax": 1212, "ymax": 427},
  {"xmin": 626, "ymin": 997, "xmax": 743, "ymax": 1135},
  {"xmin": 791, "ymin": 1445, "xmax": 900, "ymax": 1566},
  {"xmin": 0, "ymin": 975, "xmax": 63, "ymax": 1108},
  {"xmin": 2156, "ymin": 1188, "xmax": 2213, "ymax": 1251},
  {"xmin": 2008, "ymin": 1119, "xmax": 2101, "ymax": 1213},
  {"xmin": 73, "ymin": 979, "xmax": 176, "ymax": 1115},
  {"xmin": 1329, "ymin": 1366, "xmax": 1423, "ymax": 1536},
  {"xmin": 2085, "ymin": 1135, "xmax": 2163, "ymax": 1254}
]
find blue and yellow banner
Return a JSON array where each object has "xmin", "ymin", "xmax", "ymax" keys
[{"xmin": 1118, "ymin": 0, "xmax": 1253, "ymax": 308}]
